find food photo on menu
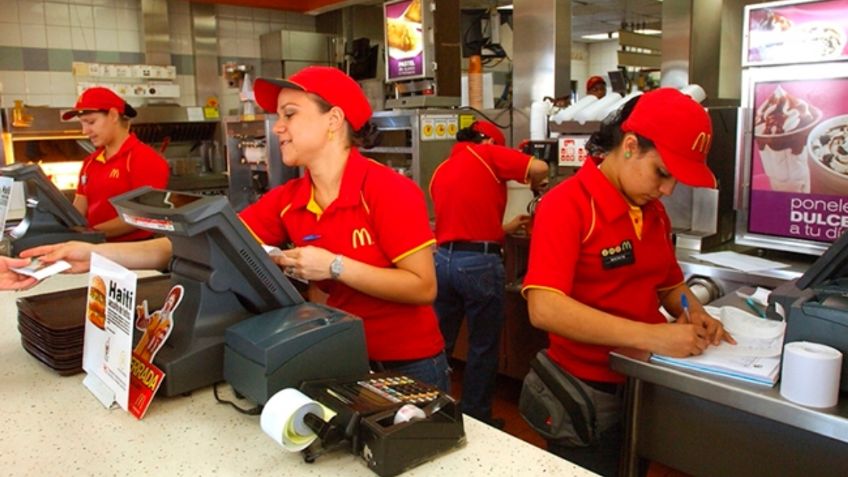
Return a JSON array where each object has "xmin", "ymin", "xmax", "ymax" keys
[
  {"xmin": 747, "ymin": 0, "xmax": 848, "ymax": 63},
  {"xmin": 385, "ymin": 0, "xmax": 424, "ymax": 79},
  {"xmin": 748, "ymin": 77, "xmax": 848, "ymax": 243}
]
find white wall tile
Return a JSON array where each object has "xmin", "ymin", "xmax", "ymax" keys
[
  {"xmin": 69, "ymin": 4, "xmax": 94, "ymax": 28},
  {"xmin": 90, "ymin": 0, "xmax": 111, "ymax": 7},
  {"xmin": 116, "ymin": 8, "xmax": 138, "ymax": 31},
  {"xmin": 94, "ymin": 28, "xmax": 117, "ymax": 50},
  {"xmin": 254, "ymin": 21, "xmax": 270, "ymax": 36},
  {"xmin": 49, "ymin": 71, "xmax": 75, "ymax": 94},
  {"xmin": 168, "ymin": 0, "xmax": 188, "ymax": 15},
  {"xmin": 218, "ymin": 39, "xmax": 237, "ymax": 57},
  {"xmin": 234, "ymin": 6, "xmax": 252, "ymax": 20},
  {"xmin": 70, "ymin": 26, "xmax": 95, "ymax": 50},
  {"xmin": 171, "ymin": 35, "xmax": 191, "ymax": 55},
  {"xmin": 19, "ymin": 1, "xmax": 45, "ymax": 26},
  {"xmin": 236, "ymin": 19, "xmax": 253, "ymax": 36},
  {"xmin": 270, "ymin": 10, "xmax": 286, "ymax": 23},
  {"xmin": 115, "ymin": 0, "xmax": 139, "ymax": 9},
  {"xmin": 46, "ymin": 25, "xmax": 71, "ymax": 49},
  {"xmin": 0, "ymin": 71, "xmax": 26, "ymax": 94},
  {"xmin": 50, "ymin": 94, "xmax": 77, "ymax": 107},
  {"xmin": 0, "ymin": 22, "xmax": 22, "ymax": 47},
  {"xmin": 21, "ymin": 24, "xmax": 47, "ymax": 48},
  {"xmin": 170, "ymin": 13, "xmax": 191, "ymax": 37},
  {"xmin": 216, "ymin": 5, "xmax": 238, "ymax": 19},
  {"xmin": 117, "ymin": 29, "xmax": 140, "ymax": 52},
  {"xmin": 92, "ymin": 6, "xmax": 117, "ymax": 27},
  {"xmin": 26, "ymin": 94, "xmax": 52, "ymax": 106},
  {"xmin": 69, "ymin": 0, "xmax": 95, "ymax": 5},
  {"xmin": 218, "ymin": 18, "xmax": 235, "ymax": 38},
  {"xmin": 3, "ymin": 0, "xmax": 20, "ymax": 23},
  {"xmin": 2, "ymin": 94, "xmax": 27, "ymax": 106},
  {"xmin": 236, "ymin": 38, "xmax": 253, "ymax": 58},
  {"xmin": 24, "ymin": 71, "xmax": 51, "ymax": 94},
  {"xmin": 45, "ymin": 2, "xmax": 70, "ymax": 26}
]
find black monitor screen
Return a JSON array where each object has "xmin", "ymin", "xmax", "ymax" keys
[
  {"xmin": 608, "ymin": 70, "xmax": 627, "ymax": 95},
  {"xmin": 110, "ymin": 187, "xmax": 303, "ymax": 395},
  {"xmin": 797, "ymin": 229, "xmax": 848, "ymax": 290},
  {"xmin": 0, "ymin": 163, "xmax": 86, "ymax": 231}
]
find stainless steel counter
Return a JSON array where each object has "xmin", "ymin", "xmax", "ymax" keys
[{"xmin": 611, "ymin": 349, "xmax": 848, "ymax": 477}]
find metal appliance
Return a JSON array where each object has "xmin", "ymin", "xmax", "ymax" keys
[{"xmin": 223, "ymin": 114, "xmax": 299, "ymax": 212}]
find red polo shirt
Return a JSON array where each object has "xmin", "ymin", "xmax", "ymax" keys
[
  {"xmin": 76, "ymin": 134, "xmax": 169, "ymax": 242},
  {"xmin": 522, "ymin": 158, "xmax": 684, "ymax": 383},
  {"xmin": 429, "ymin": 143, "xmax": 533, "ymax": 244},
  {"xmin": 239, "ymin": 148, "xmax": 444, "ymax": 361}
]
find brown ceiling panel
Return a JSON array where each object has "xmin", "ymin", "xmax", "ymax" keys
[{"xmin": 189, "ymin": 0, "xmax": 362, "ymax": 14}]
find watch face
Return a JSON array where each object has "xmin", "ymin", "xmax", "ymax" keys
[{"xmin": 331, "ymin": 255, "xmax": 343, "ymax": 278}]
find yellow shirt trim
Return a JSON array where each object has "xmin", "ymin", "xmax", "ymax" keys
[
  {"xmin": 521, "ymin": 284, "xmax": 566, "ymax": 300},
  {"xmin": 306, "ymin": 187, "xmax": 323, "ymax": 218},
  {"xmin": 95, "ymin": 151, "xmax": 106, "ymax": 163},
  {"xmin": 392, "ymin": 239, "xmax": 436, "ymax": 263},
  {"xmin": 468, "ymin": 147, "xmax": 501, "ymax": 184},
  {"xmin": 279, "ymin": 203, "xmax": 292, "ymax": 219},
  {"xmin": 657, "ymin": 280, "xmax": 685, "ymax": 292},
  {"xmin": 522, "ymin": 157, "xmax": 534, "ymax": 184},
  {"xmin": 360, "ymin": 191, "xmax": 371, "ymax": 215},
  {"xmin": 582, "ymin": 199, "xmax": 597, "ymax": 244},
  {"xmin": 240, "ymin": 218, "xmax": 264, "ymax": 244},
  {"xmin": 628, "ymin": 205, "xmax": 643, "ymax": 240}
]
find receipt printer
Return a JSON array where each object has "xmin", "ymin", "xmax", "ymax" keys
[
  {"xmin": 769, "ymin": 232, "xmax": 848, "ymax": 392},
  {"xmin": 223, "ymin": 303, "xmax": 370, "ymax": 405}
]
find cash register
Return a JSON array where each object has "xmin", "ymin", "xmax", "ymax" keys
[
  {"xmin": 0, "ymin": 163, "xmax": 104, "ymax": 255},
  {"xmin": 110, "ymin": 187, "xmax": 369, "ymax": 397},
  {"xmin": 769, "ymin": 230, "xmax": 848, "ymax": 392}
]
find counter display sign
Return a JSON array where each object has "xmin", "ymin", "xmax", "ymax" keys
[
  {"xmin": 747, "ymin": 76, "xmax": 848, "ymax": 243},
  {"xmin": 744, "ymin": 0, "xmax": 848, "ymax": 66},
  {"xmin": 384, "ymin": 0, "xmax": 425, "ymax": 81}
]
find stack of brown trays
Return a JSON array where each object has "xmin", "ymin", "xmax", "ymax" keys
[{"xmin": 16, "ymin": 275, "xmax": 173, "ymax": 376}]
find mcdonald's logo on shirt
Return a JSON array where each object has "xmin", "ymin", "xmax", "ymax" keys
[
  {"xmin": 691, "ymin": 132, "xmax": 712, "ymax": 154},
  {"xmin": 352, "ymin": 228, "xmax": 373, "ymax": 249},
  {"xmin": 109, "ymin": 168, "xmax": 121, "ymax": 179}
]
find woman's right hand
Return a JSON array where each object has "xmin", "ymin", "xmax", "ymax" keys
[
  {"xmin": 648, "ymin": 322, "xmax": 710, "ymax": 358},
  {"xmin": 19, "ymin": 241, "xmax": 97, "ymax": 273}
]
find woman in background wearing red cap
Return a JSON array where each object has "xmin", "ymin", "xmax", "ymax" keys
[
  {"xmin": 586, "ymin": 76, "xmax": 607, "ymax": 99},
  {"xmin": 63, "ymin": 87, "xmax": 169, "ymax": 242},
  {"xmin": 521, "ymin": 88, "xmax": 734, "ymax": 476},
  {"xmin": 23, "ymin": 67, "xmax": 449, "ymax": 391},
  {"xmin": 429, "ymin": 120, "xmax": 548, "ymax": 426}
]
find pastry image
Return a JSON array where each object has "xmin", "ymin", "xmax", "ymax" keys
[
  {"xmin": 387, "ymin": 17, "xmax": 420, "ymax": 53},
  {"xmin": 404, "ymin": 0, "xmax": 422, "ymax": 23},
  {"xmin": 796, "ymin": 23, "xmax": 845, "ymax": 58},
  {"xmin": 754, "ymin": 86, "xmax": 821, "ymax": 192},
  {"xmin": 87, "ymin": 275, "xmax": 107, "ymax": 330}
]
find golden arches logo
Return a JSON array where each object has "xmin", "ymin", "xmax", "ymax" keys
[
  {"xmin": 691, "ymin": 132, "xmax": 712, "ymax": 154},
  {"xmin": 109, "ymin": 168, "xmax": 120, "ymax": 179},
  {"xmin": 352, "ymin": 228, "xmax": 373, "ymax": 249}
]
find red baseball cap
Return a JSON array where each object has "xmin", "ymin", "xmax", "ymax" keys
[
  {"xmin": 621, "ymin": 88, "xmax": 716, "ymax": 188},
  {"xmin": 586, "ymin": 75, "xmax": 606, "ymax": 92},
  {"xmin": 471, "ymin": 120, "xmax": 506, "ymax": 146},
  {"xmin": 62, "ymin": 87, "xmax": 136, "ymax": 120},
  {"xmin": 254, "ymin": 66, "xmax": 372, "ymax": 131}
]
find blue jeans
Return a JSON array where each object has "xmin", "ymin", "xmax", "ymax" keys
[
  {"xmin": 434, "ymin": 247, "xmax": 505, "ymax": 421},
  {"xmin": 371, "ymin": 351, "xmax": 451, "ymax": 393}
]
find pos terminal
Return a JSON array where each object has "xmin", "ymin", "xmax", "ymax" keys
[
  {"xmin": 110, "ymin": 187, "xmax": 369, "ymax": 397},
  {"xmin": 0, "ymin": 163, "xmax": 104, "ymax": 255}
]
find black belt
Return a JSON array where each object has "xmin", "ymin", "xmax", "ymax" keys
[
  {"xmin": 439, "ymin": 241, "xmax": 502, "ymax": 255},
  {"xmin": 583, "ymin": 379, "xmax": 622, "ymax": 395}
]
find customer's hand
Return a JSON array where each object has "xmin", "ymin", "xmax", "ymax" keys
[
  {"xmin": 20, "ymin": 241, "xmax": 96, "ymax": 273},
  {"xmin": 0, "ymin": 257, "xmax": 38, "ymax": 291}
]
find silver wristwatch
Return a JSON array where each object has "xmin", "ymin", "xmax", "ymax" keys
[{"xmin": 329, "ymin": 254, "xmax": 343, "ymax": 280}]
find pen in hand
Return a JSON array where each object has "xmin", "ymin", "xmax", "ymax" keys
[{"xmin": 680, "ymin": 293, "xmax": 691, "ymax": 322}]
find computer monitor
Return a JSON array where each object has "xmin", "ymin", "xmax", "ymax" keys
[
  {"xmin": 0, "ymin": 163, "xmax": 104, "ymax": 254},
  {"xmin": 797, "ymin": 229, "xmax": 848, "ymax": 291},
  {"xmin": 110, "ymin": 187, "xmax": 304, "ymax": 396},
  {"xmin": 607, "ymin": 70, "xmax": 627, "ymax": 95}
]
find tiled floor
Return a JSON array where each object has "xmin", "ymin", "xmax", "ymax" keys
[{"xmin": 449, "ymin": 360, "xmax": 689, "ymax": 477}]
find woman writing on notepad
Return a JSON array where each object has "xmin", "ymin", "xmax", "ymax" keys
[{"xmin": 522, "ymin": 88, "xmax": 735, "ymax": 476}]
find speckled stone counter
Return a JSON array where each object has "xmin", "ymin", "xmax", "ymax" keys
[{"xmin": 0, "ymin": 273, "xmax": 595, "ymax": 476}]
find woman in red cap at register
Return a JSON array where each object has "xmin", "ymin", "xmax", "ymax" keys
[
  {"xmin": 63, "ymin": 87, "xmax": 169, "ymax": 242},
  {"xmin": 24, "ymin": 67, "xmax": 449, "ymax": 391},
  {"xmin": 521, "ymin": 88, "xmax": 735, "ymax": 475}
]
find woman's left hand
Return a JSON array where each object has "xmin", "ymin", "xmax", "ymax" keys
[
  {"xmin": 272, "ymin": 246, "xmax": 336, "ymax": 282},
  {"xmin": 678, "ymin": 308, "xmax": 736, "ymax": 346}
]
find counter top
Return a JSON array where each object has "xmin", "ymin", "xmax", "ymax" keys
[
  {"xmin": 1, "ymin": 273, "xmax": 594, "ymax": 476},
  {"xmin": 610, "ymin": 348, "xmax": 848, "ymax": 443}
]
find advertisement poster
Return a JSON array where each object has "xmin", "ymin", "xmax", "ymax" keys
[
  {"xmin": 128, "ymin": 284, "xmax": 183, "ymax": 419},
  {"xmin": 0, "ymin": 176, "xmax": 14, "ymax": 234},
  {"xmin": 82, "ymin": 254, "xmax": 137, "ymax": 411},
  {"xmin": 558, "ymin": 136, "xmax": 590, "ymax": 167},
  {"xmin": 748, "ymin": 77, "xmax": 848, "ymax": 242},
  {"xmin": 384, "ymin": 0, "xmax": 424, "ymax": 81},
  {"xmin": 746, "ymin": 0, "xmax": 848, "ymax": 65}
]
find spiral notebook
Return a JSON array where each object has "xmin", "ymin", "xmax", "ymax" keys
[{"xmin": 651, "ymin": 306, "xmax": 786, "ymax": 386}]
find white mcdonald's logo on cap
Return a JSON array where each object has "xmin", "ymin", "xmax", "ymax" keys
[{"xmin": 691, "ymin": 132, "xmax": 712, "ymax": 154}]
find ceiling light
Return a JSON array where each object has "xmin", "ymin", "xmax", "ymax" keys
[
  {"xmin": 497, "ymin": 4, "xmax": 513, "ymax": 10},
  {"xmin": 582, "ymin": 32, "xmax": 619, "ymax": 40},
  {"xmin": 634, "ymin": 29, "xmax": 662, "ymax": 35}
]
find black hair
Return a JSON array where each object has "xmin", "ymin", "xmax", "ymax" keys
[
  {"xmin": 455, "ymin": 125, "xmax": 486, "ymax": 144},
  {"xmin": 585, "ymin": 94, "xmax": 655, "ymax": 157},
  {"xmin": 309, "ymin": 93, "xmax": 381, "ymax": 149}
]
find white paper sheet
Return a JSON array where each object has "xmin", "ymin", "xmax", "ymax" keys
[{"xmin": 692, "ymin": 251, "xmax": 790, "ymax": 272}]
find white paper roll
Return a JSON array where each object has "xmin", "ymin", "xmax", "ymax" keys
[
  {"xmin": 260, "ymin": 388, "xmax": 326, "ymax": 451},
  {"xmin": 680, "ymin": 84, "xmax": 707, "ymax": 103},
  {"xmin": 603, "ymin": 91, "xmax": 643, "ymax": 121},
  {"xmin": 780, "ymin": 341, "xmax": 843, "ymax": 408},
  {"xmin": 574, "ymin": 93, "xmax": 622, "ymax": 124},
  {"xmin": 530, "ymin": 100, "xmax": 549, "ymax": 140},
  {"xmin": 553, "ymin": 95, "xmax": 598, "ymax": 124}
]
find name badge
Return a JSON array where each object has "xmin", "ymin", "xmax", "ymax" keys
[{"xmin": 601, "ymin": 240, "xmax": 635, "ymax": 269}]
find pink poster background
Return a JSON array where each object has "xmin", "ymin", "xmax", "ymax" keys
[{"xmin": 747, "ymin": 0, "xmax": 848, "ymax": 64}]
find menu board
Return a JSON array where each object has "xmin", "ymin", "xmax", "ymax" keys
[
  {"xmin": 384, "ymin": 0, "xmax": 425, "ymax": 81},
  {"xmin": 747, "ymin": 75, "xmax": 848, "ymax": 243},
  {"xmin": 745, "ymin": 0, "xmax": 848, "ymax": 66}
]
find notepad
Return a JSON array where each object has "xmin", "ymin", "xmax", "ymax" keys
[
  {"xmin": 651, "ymin": 306, "xmax": 786, "ymax": 386},
  {"xmin": 10, "ymin": 258, "xmax": 71, "ymax": 281}
]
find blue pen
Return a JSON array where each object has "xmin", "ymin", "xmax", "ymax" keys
[
  {"xmin": 680, "ymin": 293, "xmax": 691, "ymax": 322},
  {"xmin": 302, "ymin": 234, "xmax": 321, "ymax": 242},
  {"xmin": 745, "ymin": 297, "xmax": 767, "ymax": 319}
]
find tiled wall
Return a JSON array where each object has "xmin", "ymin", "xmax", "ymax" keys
[{"xmin": 0, "ymin": 0, "xmax": 316, "ymax": 111}]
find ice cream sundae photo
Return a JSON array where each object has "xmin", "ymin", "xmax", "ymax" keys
[
  {"xmin": 749, "ymin": 8, "xmax": 846, "ymax": 63},
  {"xmin": 807, "ymin": 115, "xmax": 848, "ymax": 196},
  {"xmin": 754, "ymin": 85, "xmax": 822, "ymax": 192}
]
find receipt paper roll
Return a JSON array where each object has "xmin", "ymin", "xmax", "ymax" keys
[
  {"xmin": 260, "ymin": 388, "xmax": 325, "ymax": 451},
  {"xmin": 780, "ymin": 341, "xmax": 843, "ymax": 408}
]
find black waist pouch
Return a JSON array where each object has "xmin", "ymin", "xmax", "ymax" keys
[{"xmin": 519, "ymin": 350, "xmax": 598, "ymax": 447}]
